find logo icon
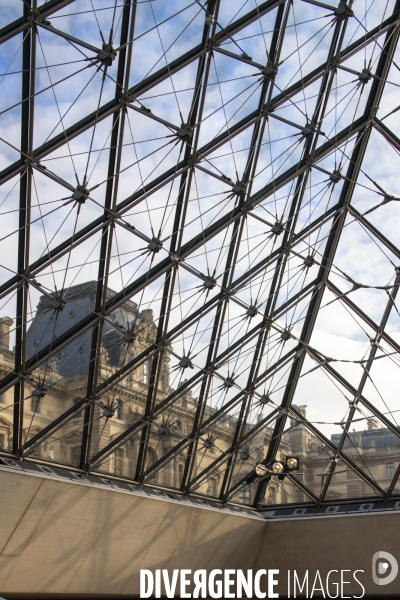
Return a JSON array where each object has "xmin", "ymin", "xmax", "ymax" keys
[{"xmin": 372, "ymin": 551, "xmax": 398, "ymax": 586}]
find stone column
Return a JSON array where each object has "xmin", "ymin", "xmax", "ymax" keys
[{"xmin": 0, "ymin": 317, "xmax": 13, "ymax": 350}]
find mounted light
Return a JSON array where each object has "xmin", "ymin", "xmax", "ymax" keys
[
  {"xmin": 271, "ymin": 461, "xmax": 285, "ymax": 475},
  {"xmin": 285, "ymin": 456, "xmax": 300, "ymax": 471},
  {"xmin": 255, "ymin": 462, "xmax": 269, "ymax": 477}
]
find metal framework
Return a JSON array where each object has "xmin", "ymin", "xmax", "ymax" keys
[{"xmin": 1, "ymin": 0, "xmax": 400, "ymax": 509}]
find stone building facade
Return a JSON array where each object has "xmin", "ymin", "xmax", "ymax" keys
[{"xmin": 0, "ymin": 282, "xmax": 398, "ymax": 505}]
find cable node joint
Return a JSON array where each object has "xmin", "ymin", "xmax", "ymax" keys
[
  {"xmin": 203, "ymin": 276, "xmax": 216, "ymax": 290},
  {"xmin": 97, "ymin": 43, "xmax": 117, "ymax": 66},
  {"xmin": 246, "ymin": 305, "xmax": 258, "ymax": 318},
  {"xmin": 271, "ymin": 221, "xmax": 284, "ymax": 235},
  {"xmin": 231, "ymin": 181, "xmax": 246, "ymax": 194},
  {"xmin": 329, "ymin": 169, "xmax": 341, "ymax": 184},
  {"xmin": 179, "ymin": 356, "xmax": 194, "ymax": 370},
  {"xmin": 223, "ymin": 377, "xmax": 235, "ymax": 389},
  {"xmin": 176, "ymin": 124, "xmax": 193, "ymax": 140},
  {"xmin": 72, "ymin": 185, "xmax": 89, "ymax": 204},
  {"xmin": 358, "ymin": 68, "xmax": 371, "ymax": 84},
  {"xmin": 148, "ymin": 238, "xmax": 163, "ymax": 253},
  {"xmin": 303, "ymin": 255, "xmax": 315, "ymax": 268},
  {"xmin": 261, "ymin": 62, "xmax": 278, "ymax": 79},
  {"xmin": 334, "ymin": 2, "xmax": 353, "ymax": 17}
]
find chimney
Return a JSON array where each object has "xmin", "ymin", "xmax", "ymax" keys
[
  {"xmin": 368, "ymin": 418, "xmax": 378, "ymax": 430},
  {"xmin": 0, "ymin": 317, "xmax": 13, "ymax": 350},
  {"xmin": 289, "ymin": 404, "xmax": 308, "ymax": 454}
]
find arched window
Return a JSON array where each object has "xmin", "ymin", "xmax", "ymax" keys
[
  {"xmin": 143, "ymin": 361, "xmax": 150, "ymax": 385},
  {"xmin": 70, "ymin": 446, "xmax": 80, "ymax": 465},
  {"xmin": 115, "ymin": 448, "xmax": 124, "ymax": 475},
  {"xmin": 146, "ymin": 446, "xmax": 158, "ymax": 469},
  {"xmin": 116, "ymin": 399, "xmax": 123, "ymax": 420},
  {"xmin": 386, "ymin": 462, "xmax": 395, "ymax": 478}
]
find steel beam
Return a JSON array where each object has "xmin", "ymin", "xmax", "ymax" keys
[
  {"xmin": 0, "ymin": 0, "xmax": 76, "ymax": 45},
  {"xmin": 250, "ymin": 0, "xmax": 354, "ymax": 506},
  {"xmin": 80, "ymin": 0, "xmax": 135, "ymax": 469}
]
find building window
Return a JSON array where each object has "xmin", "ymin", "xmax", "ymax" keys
[
  {"xmin": 70, "ymin": 446, "xmax": 80, "ymax": 465},
  {"xmin": 72, "ymin": 397, "xmax": 83, "ymax": 416},
  {"xmin": 386, "ymin": 462, "xmax": 395, "ymax": 478},
  {"xmin": 115, "ymin": 448, "xmax": 124, "ymax": 475},
  {"xmin": 0, "ymin": 433, "xmax": 5, "ymax": 449},
  {"xmin": 239, "ymin": 486, "xmax": 250, "ymax": 505},
  {"xmin": 347, "ymin": 483, "xmax": 362, "ymax": 497},
  {"xmin": 146, "ymin": 446, "xmax": 157, "ymax": 471},
  {"xmin": 268, "ymin": 486, "xmax": 277, "ymax": 504},
  {"xmin": 143, "ymin": 361, "xmax": 151, "ymax": 385},
  {"xmin": 207, "ymin": 477, "xmax": 218, "ymax": 496},
  {"xmin": 116, "ymin": 399, "xmax": 123, "ymax": 420},
  {"xmin": 178, "ymin": 463, "xmax": 184, "ymax": 483}
]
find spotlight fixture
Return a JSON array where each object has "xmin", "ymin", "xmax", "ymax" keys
[
  {"xmin": 285, "ymin": 456, "xmax": 300, "ymax": 471},
  {"xmin": 247, "ymin": 456, "xmax": 301, "ymax": 485},
  {"xmin": 255, "ymin": 463, "xmax": 269, "ymax": 477},
  {"xmin": 271, "ymin": 461, "xmax": 285, "ymax": 475},
  {"xmin": 275, "ymin": 456, "xmax": 300, "ymax": 481}
]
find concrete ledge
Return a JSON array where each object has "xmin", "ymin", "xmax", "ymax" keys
[
  {"xmin": 0, "ymin": 470, "xmax": 264, "ymax": 596},
  {"xmin": 1, "ymin": 468, "xmax": 400, "ymax": 597}
]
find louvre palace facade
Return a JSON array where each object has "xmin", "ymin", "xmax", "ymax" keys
[{"xmin": 0, "ymin": 282, "xmax": 398, "ymax": 506}]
